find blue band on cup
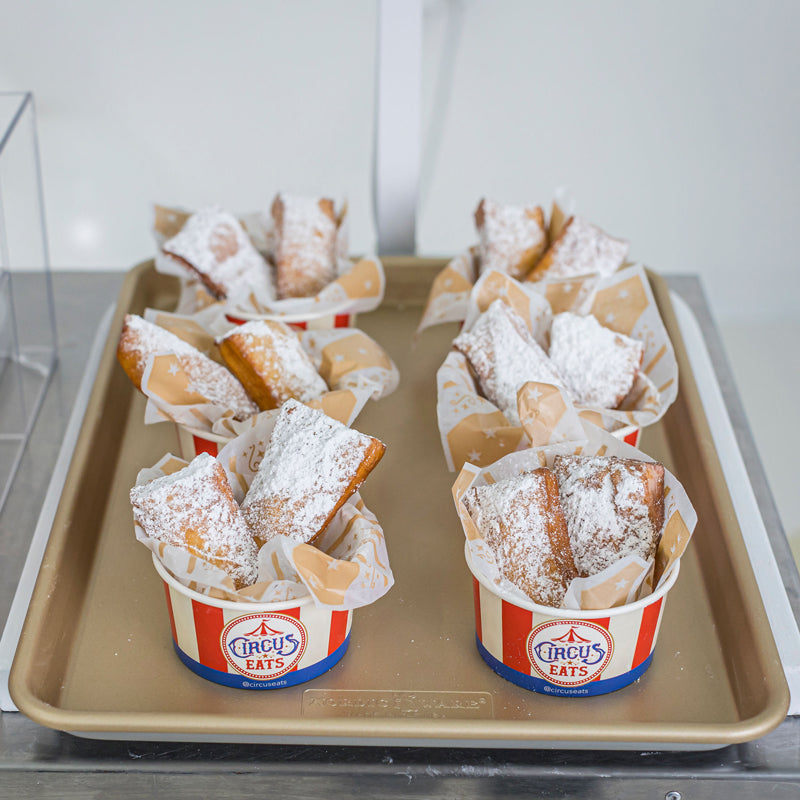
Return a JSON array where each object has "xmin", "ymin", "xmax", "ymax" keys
[
  {"xmin": 173, "ymin": 634, "xmax": 351, "ymax": 690},
  {"xmin": 476, "ymin": 636, "xmax": 653, "ymax": 696}
]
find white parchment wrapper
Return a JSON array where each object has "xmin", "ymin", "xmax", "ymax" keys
[
  {"xmin": 133, "ymin": 414, "xmax": 393, "ymax": 610},
  {"xmin": 436, "ymin": 265, "xmax": 678, "ymax": 471},
  {"xmin": 452, "ymin": 421, "xmax": 697, "ymax": 611},
  {"xmin": 133, "ymin": 307, "xmax": 399, "ymax": 442},
  {"xmin": 152, "ymin": 203, "xmax": 385, "ymax": 321}
]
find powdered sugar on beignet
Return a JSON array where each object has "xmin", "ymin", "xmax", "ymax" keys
[
  {"xmin": 218, "ymin": 320, "xmax": 327, "ymax": 410},
  {"xmin": 463, "ymin": 468, "xmax": 577, "ymax": 607},
  {"xmin": 475, "ymin": 198, "xmax": 547, "ymax": 279},
  {"xmin": 130, "ymin": 453, "xmax": 258, "ymax": 589},
  {"xmin": 241, "ymin": 399, "xmax": 385, "ymax": 547},
  {"xmin": 117, "ymin": 314, "xmax": 259, "ymax": 421},
  {"xmin": 271, "ymin": 194, "xmax": 338, "ymax": 299},
  {"xmin": 554, "ymin": 455, "xmax": 664, "ymax": 577},
  {"xmin": 162, "ymin": 206, "xmax": 274, "ymax": 302},
  {"xmin": 527, "ymin": 215, "xmax": 628, "ymax": 282},
  {"xmin": 548, "ymin": 312, "xmax": 643, "ymax": 409},
  {"xmin": 453, "ymin": 300, "xmax": 568, "ymax": 426}
]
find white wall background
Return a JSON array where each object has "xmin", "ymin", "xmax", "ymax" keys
[{"xmin": 1, "ymin": 0, "xmax": 799, "ymax": 544}]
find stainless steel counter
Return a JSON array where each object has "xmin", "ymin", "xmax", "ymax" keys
[{"xmin": 0, "ymin": 271, "xmax": 798, "ymax": 799}]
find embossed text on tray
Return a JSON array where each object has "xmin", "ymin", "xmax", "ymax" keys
[{"xmin": 302, "ymin": 690, "xmax": 494, "ymax": 719}]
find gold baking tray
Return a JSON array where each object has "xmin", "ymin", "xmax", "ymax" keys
[{"xmin": 9, "ymin": 259, "xmax": 790, "ymax": 749}]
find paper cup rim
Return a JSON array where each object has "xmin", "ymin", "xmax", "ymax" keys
[
  {"xmin": 152, "ymin": 552, "xmax": 313, "ymax": 612},
  {"xmin": 464, "ymin": 541, "xmax": 680, "ymax": 618}
]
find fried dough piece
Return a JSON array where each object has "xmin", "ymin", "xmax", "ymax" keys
[
  {"xmin": 271, "ymin": 193, "xmax": 338, "ymax": 299},
  {"xmin": 218, "ymin": 320, "xmax": 327, "ymax": 411},
  {"xmin": 526, "ymin": 215, "xmax": 628, "ymax": 282},
  {"xmin": 161, "ymin": 206, "xmax": 274, "ymax": 302},
  {"xmin": 130, "ymin": 453, "xmax": 258, "ymax": 589},
  {"xmin": 474, "ymin": 197, "xmax": 548, "ymax": 279},
  {"xmin": 241, "ymin": 399, "xmax": 385, "ymax": 547},
  {"xmin": 453, "ymin": 300, "xmax": 568, "ymax": 426},
  {"xmin": 116, "ymin": 313, "xmax": 258, "ymax": 421},
  {"xmin": 553, "ymin": 454, "xmax": 665, "ymax": 577},
  {"xmin": 463, "ymin": 468, "xmax": 577, "ymax": 607},
  {"xmin": 547, "ymin": 312, "xmax": 643, "ymax": 408}
]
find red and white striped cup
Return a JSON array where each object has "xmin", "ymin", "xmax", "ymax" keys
[
  {"xmin": 154, "ymin": 555, "xmax": 351, "ymax": 689},
  {"xmin": 467, "ymin": 544, "xmax": 680, "ymax": 696}
]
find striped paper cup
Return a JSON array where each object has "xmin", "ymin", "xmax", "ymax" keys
[
  {"xmin": 224, "ymin": 312, "xmax": 355, "ymax": 330},
  {"xmin": 154, "ymin": 555, "xmax": 352, "ymax": 689},
  {"xmin": 466, "ymin": 543, "xmax": 680, "ymax": 697}
]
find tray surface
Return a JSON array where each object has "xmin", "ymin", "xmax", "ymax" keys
[{"xmin": 9, "ymin": 259, "xmax": 789, "ymax": 747}]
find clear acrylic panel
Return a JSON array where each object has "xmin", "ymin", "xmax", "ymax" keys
[{"xmin": 0, "ymin": 92, "xmax": 57, "ymax": 511}]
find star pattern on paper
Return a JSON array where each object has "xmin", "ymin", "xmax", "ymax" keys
[
  {"xmin": 562, "ymin": 282, "xmax": 573, "ymax": 293},
  {"xmin": 364, "ymin": 280, "xmax": 373, "ymax": 290},
  {"xmin": 467, "ymin": 449, "xmax": 482, "ymax": 462},
  {"xmin": 606, "ymin": 312, "xmax": 615, "ymax": 324},
  {"xmin": 444, "ymin": 278, "xmax": 453, "ymax": 288},
  {"xmin": 167, "ymin": 361, "xmax": 180, "ymax": 376},
  {"xmin": 358, "ymin": 347, "xmax": 368, "ymax": 355},
  {"xmin": 497, "ymin": 285, "xmax": 509, "ymax": 297},
  {"xmin": 482, "ymin": 428, "xmax": 496, "ymax": 439},
  {"xmin": 526, "ymin": 386, "xmax": 543, "ymax": 402},
  {"xmin": 335, "ymin": 353, "xmax": 345, "ymax": 362},
  {"xmin": 615, "ymin": 578, "xmax": 629, "ymax": 590},
  {"xmin": 618, "ymin": 288, "xmax": 629, "ymax": 299}
]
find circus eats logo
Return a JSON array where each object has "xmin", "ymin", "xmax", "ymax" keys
[
  {"xmin": 526, "ymin": 620, "xmax": 614, "ymax": 687},
  {"xmin": 221, "ymin": 613, "xmax": 307, "ymax": 680}
]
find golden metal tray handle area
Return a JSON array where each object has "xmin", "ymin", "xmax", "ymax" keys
[{"xmin": 8, "ymin": 259, "xmax": 789, "ymax": 749}]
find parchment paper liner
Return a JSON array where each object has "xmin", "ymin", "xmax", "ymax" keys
[
  {"xmin": 153, "ymin": 203, "xmax": 385, "ymax": 321},
  {"xmin": 452, "ymin": 421, "xmax": 697, "ymax": 611},
  {"xmin": 436, "ymin": 264, "xmax": 678, "ymax": 471},
  {"xmin": 134, "ymin": 306, "xmax": 399, "ymax": 442},
  {"xmin": 133, "ymin": 413, "xmax": 393, "ymax": 611}
]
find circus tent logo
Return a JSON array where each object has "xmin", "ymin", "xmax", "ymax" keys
[
  {"xmin": 526, "ymin": 620, "xmax": 614, "ymax": 687},
  {"xmin": 221, "ymin": 613, "xmax": 307, "ymax": 680}
]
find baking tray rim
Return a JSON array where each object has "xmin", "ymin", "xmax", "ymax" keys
[{"xmin": 8, "ymin": 258, "xmax": 790, "ymax": 748}]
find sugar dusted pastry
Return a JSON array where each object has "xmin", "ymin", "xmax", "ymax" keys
[
  {"xmin": 463, "ymin": 468, "xmax": 577, "ymax": 607},
  {"xmin": 161, "ymin": 206, "xmax": 274, "ymax": 302},
  {"xmin": 475, "ymin": 198, "xmax": 547, "ymax": 279},
  {"xmin": 116, "ymin": 314, "xmax": 259, "ymax": 421},
  {"xmin": 554, "ymin": 455, "xmax": 665, "ymax": 577},
  {"xmin": 548, "ymin": 312, "xmax": 643, "ymax": 409},
  {"xmin": 130, "ymin": 453, "xmax": 258, "ymax": 589},
  {"xmin": 453, "ymin": 300, "xmax": 568, "ymax": 426},
  {"xmin": 271, "ymin": 193, "xmax": 338, "ymax": 299},
  {"xmin": 217, "ymin": 320, "xmax": 327, "ymax": 411},
  {"xmin": 241, "ymin": 399, "xmax": 385, "ymax": 547},
  {"xmin": 526, "ymin": 215, "xmax": 628, "ymax": 282}
]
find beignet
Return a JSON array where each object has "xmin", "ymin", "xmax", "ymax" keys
[
  {"xmin": 553, "ymin": 455, "xmax": 665, "ymax": 577},
  {"xmin": 474, "ymin": 198, "xmax": 547, "ymax": 279},
  {"xmin": 218, "ymin": 319, "xmax": 327, "ymax": 411},
  {"xmin": 526, "ymin": 215, "xmax": 628, "ymax": 282},
  {"xmin": 117, "ymin": 313, "xmax": 258, "ymax": 421},
  {"xmin": 547, "ymin": 312, "xmax": 643, "ymax": 409},
  {"xmin": 271, "ymin": 193, "xmax": 338, "ymax": 299},
  {"xmin": 130, "ymin": 453, "xmax": 258, "ymax": 589},
  {"xmin": 453, "ymin": 300, "xmax": 568, "ymax": 426},
  {"xmin": 463, "ymin": 468, "xmax": 577, "ymax": 607},
  {"xmin": 241, "ymin": 399, "xmax": 385, "ymax": 547},
  {"xmin": 161, "ymin": 206, "xmax": 274, "ymax": 302}
]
